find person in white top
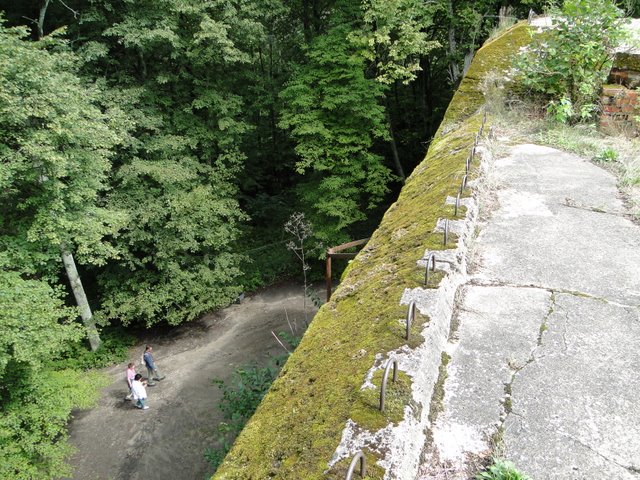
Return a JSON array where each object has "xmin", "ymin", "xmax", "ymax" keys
[
  {"xmin": 131, "ymin": 373, "xmax": 149, "ymax": 410},
  {"xmin": 125, "ymin": 363, "xmax": 136, "ymax": 401}
]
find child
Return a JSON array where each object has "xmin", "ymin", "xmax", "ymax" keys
[
  {"xmin": 125, "ymin": 362, "xmax": 136, "ymax": 401},
  {"xmin": 131, "ymin": 373, "xmax": 149, "ymax": 410}
]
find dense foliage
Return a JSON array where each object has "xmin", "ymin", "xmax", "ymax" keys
[
  {"xmin": 0, "ymin": 0, "xmax": 550, "ymax": 478},
  {"xmin": 0, "ymin": 266, "xmax": 108, "ymax": 479},
  {"xmin": 514, "ymin": 0, "xmax": 626, "ymax": 122}
]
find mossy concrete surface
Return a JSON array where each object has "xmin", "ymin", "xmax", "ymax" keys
[{"xmin": 212, "ymin": 23, "xmax": 532, "ymax": 480}]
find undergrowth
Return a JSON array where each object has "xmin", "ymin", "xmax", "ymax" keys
[
  {"xmin": 206, "ymin": 348, "xmax": 295, "ymax": 472},
  {"xmin": 51, "ymin": 328, "xmax": 136, "ymax": 370}
]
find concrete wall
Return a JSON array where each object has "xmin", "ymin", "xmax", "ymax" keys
[{"xmin": 212, "ymin": 22, "xmax": 532, "ymax": 480}]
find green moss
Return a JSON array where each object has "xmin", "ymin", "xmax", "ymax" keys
[
  {"xmin": 441, "ymin": 22, "xmax": 532, "ymax": 128},
  {"xmin": 213, "ymin": 24, "xmax": 533, "ymax": 480},
  {"xmin": 351, "ymin": 370, "xmax": 416, "ymax": 430},
  {"xmin": 326, "ymin": 450, "xmax": 387, "ymax": 479},
  {"xmin": 503, "ymin": 381, "xmax": 513, "ymax": 414},
  {"xmin": 428, "ymin": 352, "xmax": 451, "ymax": 424}
]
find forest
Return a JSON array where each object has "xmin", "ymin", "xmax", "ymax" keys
[{"xmin": 1, "ymin": 0, "xmax": 621, "ymax": 478}]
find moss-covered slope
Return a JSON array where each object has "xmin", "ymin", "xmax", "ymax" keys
[{"xmin": 213, "ymin": 22, "xmax": 531, "ymax": 480}]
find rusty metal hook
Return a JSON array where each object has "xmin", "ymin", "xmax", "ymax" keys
[
  {"xmin": 460, "ymin": 174, "xmax": 468, "ymax": 193},
  {"xmin": 424, "ymin": 253, "xmax": 436, "ymax": 286},
  {"xmin": 344, "ymin": 451, "xmax": 366, "ymax": 480},
  {"xmin": 380, "ymin": 358, "xmax": 398, "ymax": 412},
  {"xmin": 443, "ymin": 219, "xmax": 449, "ymax": 246},
  {"xmin": 405, "ymin": 300, "xmax": 416, "ymax": 340}
]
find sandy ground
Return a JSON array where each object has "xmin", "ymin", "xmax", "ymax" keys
[{"xmin": 65, "ymin": 282, "xmax": 317, "ymax": 480}]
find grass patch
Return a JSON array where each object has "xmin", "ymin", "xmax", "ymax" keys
[{"xmin": 475, "ymin": 458, "xmax": 530, "ymax": 480}]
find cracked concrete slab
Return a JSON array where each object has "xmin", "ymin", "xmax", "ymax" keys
[
  {"xmin": 475, "ymin": 144, "xmax": 640, "ymax": 306},
  {"xmin": 418, "ymin": 144, "xmax": 640, "ymax": 479},
  {"xmin": 417, "ymin": 286, "xmax": 551, "ymax": 479},
  {"xmin": 503, "ymin": 294, "xmax": 640, "ymax": 479}
]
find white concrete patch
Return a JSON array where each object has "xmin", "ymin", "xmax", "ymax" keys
[
  {"xmin": 497, "ymin": 190, "xmax": 552, "ymax": 218},
  {"xmin": 361, "ymin": 353, "xmax": 385, "ymax": 390},
  {"xmin": 511, "ymin": 144, "xmax": 558, "ymax": 156},
  {"xmin": 433, "ymin": 422, "xmax": 488, "ymax": 462},
  {"xmin": 529, "ymin": 16, "xmax": 552, "ymax": 27}
]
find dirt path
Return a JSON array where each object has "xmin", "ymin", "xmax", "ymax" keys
[{"xmin": 65, "ymin": 282, "xmax": 316, "ymax": 480}]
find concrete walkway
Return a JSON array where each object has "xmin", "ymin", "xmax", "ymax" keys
[{"xmin": 417, "ymin": 145, "xmax": 640, "ymax": 479}]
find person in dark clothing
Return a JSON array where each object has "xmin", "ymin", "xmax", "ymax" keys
[{"xmin": 143, "ymin": 345, "xmax": 165, "ymax": 386}]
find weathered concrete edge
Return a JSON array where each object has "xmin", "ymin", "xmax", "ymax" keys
[{"xmin": 328, "ymin": 180, "xmax": 481, "ymax": 479}]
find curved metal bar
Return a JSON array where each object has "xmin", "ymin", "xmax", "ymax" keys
[
  {"xmin": 444, "ymin": 219, "xmax": 449, "ymax": 246},
  {"xmin": 465, "ymin": 155, "xmax": 471, "ymax": 173},
  {"xmin": 405, "ymin": 300, "xmax": 416, "ymax": 340},
  {"xmin": 379, "ymin": 358, "xmax": 398, "ymax": 412},
  {"xmin": 424, "ymin": 253, "xmax": 436, "ymax": 286},
  {"xmin": 454, "ymin": 193, "xmax": 461, "ymax": 216},
  {"xmin": 344, "ymin": 451, "xmax": 367, "ymax": 480},
  {"xmin": 475, "ymin": 131, "xmax": 480, "ymax": 146},
  {"xmin": 460, "ymin": 174, "xmax": 468, "ymax": 192}
]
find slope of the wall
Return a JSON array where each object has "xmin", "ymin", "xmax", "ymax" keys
[{"xmin": 213, "ymin": 22, "xmax": 531, "ymax": 480}]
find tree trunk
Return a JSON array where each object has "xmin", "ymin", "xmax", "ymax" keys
[
  {"xmin": 61, "ymin": 248, "xmax": 102, "ymax": 351},
  {"xmin": 268, "ymin": 35, "xmax": 278, "ymax": 160},
  {"xmin": 447, "ymin": 0, "xmax": 460, "ymax": 84},
  {"xmin": 420, "ymin": 56, "xmax": 433, "ymax": 138},
  {"xmin": 138, "ymin": 49, "xmax": 147, "ymax": 79},
  {"xmin": 384, "ymin": 98, "xmax": 405, "ymax": 183},
  {"xmin": 38, "ymin": 0, "xmax": 51, "ymax": 39},
  {"xmin": 302, "ymin": 0, "xmax": 311, "ymax": 43}
]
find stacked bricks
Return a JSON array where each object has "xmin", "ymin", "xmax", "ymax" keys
[
  {"xmin": 599, "ymin": 84, "xmax": 639, "ymax": 136},
  {"xmin": 609, "ymin": 68, "xmax": 640, "ymax": 89}
]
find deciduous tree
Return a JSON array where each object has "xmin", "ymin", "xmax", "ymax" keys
[{"xmin": 0, "ymin": 22, "xmax": 125, "ymax": 349}]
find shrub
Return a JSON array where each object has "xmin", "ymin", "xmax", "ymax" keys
[
  {"xmin": 206, "ymin": 356, "xmax": 288, "ymax": 471},
  {"xmin": 513, "ymin": 0, "xmax": 626, "ymax": 123},
  {"xmin": 52, "ymin": 328, "xmax": 136, "ymax": 371}
]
